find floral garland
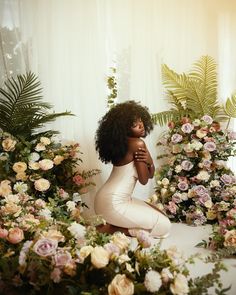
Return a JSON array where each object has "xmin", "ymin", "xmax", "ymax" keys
[{"xmin": 149, "ymin": 115, "xmax": 236, "ymax": 226}]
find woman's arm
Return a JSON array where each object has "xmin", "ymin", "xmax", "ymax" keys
[
  {"xmin": 129, "ymin": 139, "xmax": 154, "ymax": 185},
  {"xmin": 135, "ymin": 147, "xmax": 155, "ymax": 178}
]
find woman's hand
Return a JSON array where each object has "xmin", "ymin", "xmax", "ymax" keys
[{"xmin": 134, "ymin": 147, "xmax": 153, "ymax": 166}]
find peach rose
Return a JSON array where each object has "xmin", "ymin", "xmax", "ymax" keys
[
  {"xmin": 196, "ymin": 128, "xmax": 208, "ymax": 138},
  {"xmin": 0, "ymin": 180, "xmax": 12, "ymax": 196},
  {"xmin": 16, "ymin": 172, "xmax": 28, "ymax": 181},
  {"xmin": 13, "ymin": 162, "xmax": 27, "ymax": 173},
  {"xmin": 224, "ymin": 230, "xmax": 236, "ymax": 247},
  {"xmin": 42, "ymin": 229, "xmax": 65, "ymax": 242},
  {"xmin": 53, "ymin": 155, "xmax": 64, "ymax": 165},
  {"xmin": 34, "ymin": 178, "xmax": 50, "ymax": 192},
  {"xmin": 35, "ymin": 143, "xmax": 46, "ymax": 152},
  {"xmin": 7, "ymin": 227, "xmax": 24, "ymax": 244},
  {"xmin": 91, "ymin": 246, "xmax": 109, "ymax": 268},
  {"xmin": 2, "ymin": 138, "xmax": 17, "ymax": 151},
  {"xmin": 108, "ymin": 274, "xmax": 134, "ymax": 295},
  {"xmin": 2, "ymin": 203, "xmax": 22, "ymax": 216}
]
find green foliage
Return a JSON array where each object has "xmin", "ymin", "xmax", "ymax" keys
[
  {"xmin": 153, "ymin": 56, "xmax": 232, "ymax": 126},
  {"xmin": 106, "ymin": 67, "xmax": 117, "ymax": 108},
  {"xmin": 0, "ymin": 72, "xmax": 73, "ymax": 139}
]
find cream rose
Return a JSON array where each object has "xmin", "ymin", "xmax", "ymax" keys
[
  {"xmin": 111, "ymin": 232, "xmax": 130, "ymax": 250},
  {"xmin": 7, "ymin": 227, "xmax": 24, "ymax": 244},
  {"xmin": 40, "ymin": 137, "xmax": 51, "ymax": 145},
  {"xmin": 35, "ymin": 143, "xmax": 46, "ymax": 152},
  {"xmin": 39, "ymin": 159, "xmax": 54, "ymax": 170},
  {"xmin": 196, "ymin": 129, "xmax": 207, "ymax": 138},
  {"xmin": 0, "ymin": 180, "xmax": 12, "ymax": 196},
  {"xmin": 91, "ymin": 246, "xmax": 109, "ymax": 268},
  {"xmin": 12, "ymin": 162, "xmax": 27, "ymax": 173},
  {"xmin": 224, "ymin": 230, "xmax": 236, "ymax": 247},
  {"xmin": 42, "ymin": 229, "xmax": 65, "ymax": 242},
  {"xmin": 2, "ymin": 138, "xmax": 17, "ymax": 151},
  {"xmin": 78, "ymin": 245, "xmax": 94, "ymax": 262},
  {"xmin": 170, "ymin": 273, "xmax": 189, "ymax": 295},
  {"xmin": 34, "ymin": 178, "xmax": 50, "ymax": 192},
  {"xmin": 108, "ymin": 274, "xmax": 134, "ymax": 295},
  {"xmin": 16, "ymin": 172, "xmax": 28, "ymax": 181},
  {"xmin": 29, "ymin": 161, "xmax": 40, "ymax": 170}
]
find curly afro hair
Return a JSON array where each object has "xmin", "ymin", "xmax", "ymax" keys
[{"xmin": 95, "ymin": 100, "xmax": 153, "ymax": 164}]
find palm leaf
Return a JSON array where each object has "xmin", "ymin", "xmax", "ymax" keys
[
  {"xmin": 0, "ymin": 72, "xmax": 74, "ymax": 138},
  {"xmin": 224, "ymin": 94, "xmax": 236, "ymax": 118},
  {"xmin": 151, "ymin": 110, "xmax": 182, "ymax": 126},
  {"xmin": 162, "ymin": 64, "xmax": 189, "ymax": 101}
]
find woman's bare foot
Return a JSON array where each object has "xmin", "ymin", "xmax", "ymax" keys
[{"xmin": 96, "ymin": 224, "xmax": 130, "ymax": 236}]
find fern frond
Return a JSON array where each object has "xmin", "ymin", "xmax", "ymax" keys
[
  {"xmin": 224, "ymin": 94, "xmax": 236, "ymax": 118},
  {"xmin": 0, "ymin": 72, "xmax": 74, "ymax": 139}
]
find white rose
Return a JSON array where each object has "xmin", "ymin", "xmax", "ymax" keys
[
  {"xmin": 108, "ymin": 274, "xmax": 134, "ymax": 295},
  {"xmin": 34, "ymin": 178, "xmax": 50, "ymax": 191},
  {"xmin": 29, "ymin": 161, "xmax": 40, "ymax": 170},
  {"xmin": 210, "ymin": 180, "xmax": 220, "ymax": 187},
  {"xmin": 175, "ymin": 165, "xmax": 182, "ymax": 173},
  {"xmin": 68, "ymin": 222, "xmax": 85, "ymax": 239},
  {"xmin": 39, "ymin": 159, "xmax": 54, "ymax": 170},
  {"xmin": 91, "ymin": 246, "xmax": 109, "ymax": 268},
  {"xmin": 66, "ymin": 201, "xmax": 76, "ymax": 211},
  {"xmin": 35, "ymin": 143, "xmax": 46, "ymax": 152},
  {"xmin": 170, "ymin": 273, "xmax": 189, "ymax": 295},
  {"xmin": 28, "ymin": 152, "xmax": 40, "ymax": 162},
  {"xmin": 78, "ymin": 245, "xmax": 94, "ymax": 262}
]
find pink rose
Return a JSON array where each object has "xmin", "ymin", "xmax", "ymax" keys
[
  {"xmin": 73, "ymin": 175, "xmax": 85, "ymax": 185},
  {"xmin": 7, "ymin": 228, "xmax": 24, "ymax": 244},
  {"xmin": 168, "ymin": 121, "xmax": 175, "ymax": 129},
  {"xmin": 54, "ymin": 250, "xmax": 72, "ymax": 267},
  {"xmin": 33, "ymin": 238, "xmax": 58, "ymax": 257}
]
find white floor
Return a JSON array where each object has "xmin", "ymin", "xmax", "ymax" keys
[{"xmin": 159, "ymin": 223, "xmax": 236, "ymax": 295}]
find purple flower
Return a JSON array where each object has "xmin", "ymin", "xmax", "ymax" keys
[
  {"xmin": 202, "ymin": 159, "xmax": 212, "ymax": 168},
  {"xmin": 194, "ymin": 185, "xmax": 208, "ymax": 197},
  {"xmin": 227, "ymin": 131, "xmax": 236, "ymax": 140},
  {"xmin": 33, "ymin": 238, "xmax": 58, "ymax": 257},
  {"xmin": 220, "ymin": 174, "xmax": 232, "ymax": 185},
  {"xmin": 171, "ymin": 133, "xmax": 183, "ymax": 144},
  {"xmin": 177, "ymin": 182, "xmax": 189, "ymax": 191},
  {"xmin": 181, "ymin": 160, "xmax": 193, "ymax": 171},
  {"xmin": 201, "ymin": 115, "xmax": 213, "ymax": 124},
  {"xmin": 181, "ymin": 123, "xmax": 194, "ymax": 134},
  {"xmin": 198, "ymin": 193, "xmax": 211, "ymax": 205},
  {"xmin": 203, "ymin": 142, "xmax": 216, "ymax": 152}
]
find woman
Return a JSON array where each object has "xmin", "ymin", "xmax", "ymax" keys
[{"xmin": 94, "ymin": 101, "xmax": 171, "ymax": 238}]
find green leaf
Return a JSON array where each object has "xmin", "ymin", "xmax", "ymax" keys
[{"xmin": 224, "ymin": 94, "xmax": 236, "ymax": 118}]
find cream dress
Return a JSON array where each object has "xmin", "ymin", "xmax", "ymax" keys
[{"xmin": 94, "ymin": 161, "xmax": 171, "ymax": 238}]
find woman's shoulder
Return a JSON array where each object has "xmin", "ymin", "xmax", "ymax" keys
[{"xmin": 127, "ymin": 138, "xmax": 146, "ymax": 150}]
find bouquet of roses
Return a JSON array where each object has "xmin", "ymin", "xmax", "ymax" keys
[{"xmin": 151, "ymin": 115, "xmax": 236, "ymax": 225}]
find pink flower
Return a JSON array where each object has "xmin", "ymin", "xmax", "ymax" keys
[
  {"xmin": 181, "ymin": 160, "xmax": 193, "ymax": 171},
  {"xmin": 166, "ymin": 201, "xmax": 178, "ymax": 214},
  {"xmin": 171, "ymin": 134, "xmax": 183, "ymax": 144},
  {"xmin": 168, "ymin": 121, "xmax": 175, "ymax": 129},
  {"xmin": 0, "ymin": 228, "xmax": 8, "ymax": 239},
  {"xmin": 136, "ymin": 230, "xmax": 152, "ymax": 248},
  {"xmin": 177, "ymin": 182, "xmax": 189, "ymax": 191},
  {"xmin": 7, "ymin": 228, "xmax": 24, "ymax": 244},
  {"xmin": 50, "ymin": 268, "xmax": 62, "ymax": 283},
  {"xmin": 54, "ymin": 250, "xmax": 72, "ymax": 267},
  {"xmin": 33, "ymin": 238, "xmax": 58, "ymax": 257},
  {"xmin": 201, "ymin": 115, "xmax": 213, "ymax": 124},
  {"xmin": 73, "ymin": 175, "xmax": 85, "ymax": 186},
  {"xmin": 203, "ymin": 142, "xmax": 216, "ymax": 152},
  {"xmin": 181, "ymin": 123, "xmax": 194, "ymax": 134},
  {"xmin": 181, "ymin": 117, "xmax": 191, "ymax": 124},
  {"xmin": 194, "ymin": 185, "xmax": 208, "ymax": 197},
  {"xmin": 220, "ymin": 174, "xmax": 232, "ymax": 185}
]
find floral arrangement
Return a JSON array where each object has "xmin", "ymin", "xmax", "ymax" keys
[
  {"xmin": 198, "ymin": 206, "xmax": 236, "ymax": 257},
  {"xmin": 149, "ymin": 115, "xmax": 236, "ymax": 225},
  {"xmin": 0, "ymin": 219, "xmax": 227, "ymax": 295}
]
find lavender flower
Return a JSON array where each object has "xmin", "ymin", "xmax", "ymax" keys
[
  {"xmin": 201, "ymin": 115, "xmax": 213, "ymax": 124},
  {"xmin": 181, "ymin": 123, "xmax": 194, "ymax": 133},
  {"xmin": 181, "ymin": 160, "xmax": 193, "ymax": 171},
  {"xmin": 177, "ymin": 182, "xmax": 189, "ymax": 191},
  {"xmin": 203, "ymin": 142, "xmax": 216, "ymax": 152},
  {"xmin": 220, "ymin": 174, "xmax": 232, "ymax": 185},
  {"xmin": 171, "ymin": 133, "xmax": 183, "ymax": 144}
]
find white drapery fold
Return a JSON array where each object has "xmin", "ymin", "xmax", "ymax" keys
[{"xmin": 1, "ymin": 0, "xmax": 236, "ymax": 209}]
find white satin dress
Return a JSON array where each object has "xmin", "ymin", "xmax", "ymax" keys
[{"xmin": 94, "ymin": 161, "xmax": 171, "ymax": 238}]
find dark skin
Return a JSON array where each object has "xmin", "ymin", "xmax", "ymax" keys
[{"xmin": 97, "ymin": 118, "xmax": 155, "ymax": 235}]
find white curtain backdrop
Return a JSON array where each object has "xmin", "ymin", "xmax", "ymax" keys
[{"xmin": 1, "ymin": 0, "xmax": 236, "ymax": 214}]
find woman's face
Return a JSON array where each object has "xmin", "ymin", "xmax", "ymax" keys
[{"xmin": 130, "ymin": 118, "xmax": 145, "ymax": 137}]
